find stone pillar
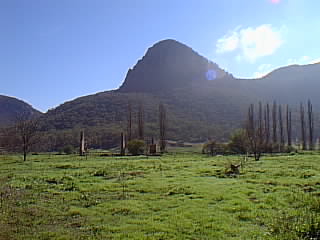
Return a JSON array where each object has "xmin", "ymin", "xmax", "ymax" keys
[
  {"xmin": 149, "ymin": 137, "xmax": 156, "ymax": 155},
  {"xmin": 79, "ymin": 131, "xmax": 85, "ymax": 156},
  {"xmin": 120, "ymin": 132, "xmax": 125, "ymax": 156},
  {"xmin": 149, "ymin": 144, "xmax": 157, "ymax": 155}
]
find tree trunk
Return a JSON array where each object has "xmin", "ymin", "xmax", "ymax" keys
[
  {"xmin": 264, "ymin": 103, "xmax": 270, "ymax": 147},
  {"xmin": 246, "ymin": 104, "xmax": 262, "ymax": 161},
  {"xmin": 286, "ymin": 105, "xmax": 292, "ymax": 147},
  {"xmin": 137, "ymin": 102, "xmax": 144, "ymax": 140},
  {"xmin": 159, "ymin": 104, "xmax": 167, "ymax": 153},
  {"xmin": 300, "ymin": 102, "xmax": 306, "ymax": 150},
  {"xmin": 307, "ymin": 100, "xmax": 314, "ymax": 150},
  {"xmin": 278, "ymin": 105, "xmax": 285, "ymax": 152},
  {"xmin": 272, "ymin": 101, "xmax": 278, "ymax": 152},
  {"xmin": 127, "ymin": 102, "xmax": 132, "ymax": 142}
]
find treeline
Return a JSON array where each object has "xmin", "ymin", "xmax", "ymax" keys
[
  {"xmin": 1, "ymin": 96, "xmax": 319, "ymax": 160},
  {"xmin": 0, "ymin": 101, "xmax": 168, "ymax": 159},
  {"xmin": 203, "ymin": 100, "xmax": 318, "ymax": 161},
  {"xmin": 36, "ymin": 90, "xmax": 246, "ymax": 144},
  {"xmin": 246, "ymin": 100, "xmax": 315, "ymax": 155}
]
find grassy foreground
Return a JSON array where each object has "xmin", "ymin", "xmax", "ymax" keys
[{"xmin": 0, "ymin": 152, "xmax": 319, "ymax": 240}]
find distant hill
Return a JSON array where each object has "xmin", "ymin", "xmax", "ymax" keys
[
  {"xmin": 2, "ymin": 39, "xmax": 320, "ymax": 150},
  {"xmin": 0, "ymin": 95, "xmax": 42, "ymax": 127},
  {"xmin": 243, "ymin": 63, "xmax": 320, "ymax": 107}
]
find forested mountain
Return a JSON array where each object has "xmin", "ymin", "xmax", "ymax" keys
[
  {"xmin": 39, "ymin": 83, "xmax": 254, "ymax": 150},
  {"xmin": 1, "ymin": 39, "xmax": 320, "ymax": 150},
  {"xmin": 0, "ymin": 95, "xmax": 42, "ymax": 127},
  {"xmin": 38, "ymin": 40, "xmax": 254, "ymax": 149}
]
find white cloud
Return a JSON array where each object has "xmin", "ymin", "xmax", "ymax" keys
[
  {"xmin": 253, "ymin": 56, "xmax": 320, "ymax": 79},
  {"xmin": 240, "ymin": 25, "xmax": 284, "ymax": 62},
  {"xmin": 301, "ymin": 56, "xmax": 310, "ymax": 62},
  {"xmin": 309, "ymin": 58, "xmax": 320, "ymax": 64},
  {"xmin": 216, "ymin": 24, "xmax": 285, "ymax": 62},
  {"xmin": 287, "ymin": 56, "xmax": 320, "ymax": 65},
  {"xmin": 216, "ymin": 28, "xmax": 240, "ymax": 53},
  {"xmin": 287, "ymin": 56, "xmax": 309, "ymax": 65},
  {"xmin": 253, "ymin": 64, "xmax": 273, "ymax": 78},
  {"xmin": 235, "ymin": 54, "xmax": 242, "ymax": 62}
]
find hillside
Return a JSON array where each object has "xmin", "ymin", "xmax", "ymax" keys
[
  {"xmin": 39, "ymin": 83, "xmax": 254, "ymax": 149},
  {"xmin": 0, "ymin": 95, "xmax": 42, "ymax": 127},
  {"xmin": 239, "ymin": 63, "xmax": 320, "ymax": 107},
  {"xmin": 4, "ymin": 39, "xmax": 320, "ymax": 150}
]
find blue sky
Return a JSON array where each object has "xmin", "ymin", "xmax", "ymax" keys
[{"xmin": 1, "ymin": 0, "xmax": 319, "ymax": 112}]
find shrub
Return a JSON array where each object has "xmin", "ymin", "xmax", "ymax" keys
[
  {"xmin": 63, "ymin": 145, "xmax": 74, "ymax": 155},
  {"xmin": 202, "ymin": 141, "xmax": 231, "ymax": 155},
  {"xmin": 228, "ymin": 129, "xmax": 248, "ymax": 154},
  {"xmin": 127, "ymin": 139, "xmax": 145, "ymax": 155}
]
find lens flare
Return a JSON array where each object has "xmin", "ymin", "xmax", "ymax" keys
[
  {"xmin": 206, "ymin": 70, "xmax": 217, "ymax": 81},
  {"xmin": 270, "ymin": 0, "xmax": 280, "ymax": 4}
]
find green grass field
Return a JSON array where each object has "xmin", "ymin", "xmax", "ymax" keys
[{"xmin": 0, "ymin": 152, "xmax": 319, "ymax": 239}]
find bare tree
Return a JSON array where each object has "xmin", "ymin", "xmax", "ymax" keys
[
  {"xmin": 272, "ymin": 101, "xmax": 278, "ymax": 148},
  {"xmin": 307, "ymin": 100, "xmax": 314, "ymax": 150},
  {"xmin": 245, "ymin": 104, "xmax": 263, "ymax": 161},
  {"xmin": 300, "ymin": 102, "xmax": 307, "ymax": 150},
  {"xmin": 159, "ymin": 103, "xmax": 167, "ymax": 153},
  {"xmin": 278, "ymin": 105, "xmax": 285, "ymax": 151},
  {"xmin": 137, "ymin": 102, "xmax": 144, "ymax": 140},
  {"xmin": 264, "ymin": 103, "xmax": 270, "ymax": 147},
  {"xmin": 127, "ymin": 102, "xmax": 132, "ymax": 142},
  {"xmin": 15, "ymin": 112, "xmax": 39, "ymax": 161},
  {"xmin": 286, "ymin": 105, "xmax": 292, "ymax": 147},
  {"xmin": 258, "ymin": 102, "xmax": 263, "ymax": 145}
]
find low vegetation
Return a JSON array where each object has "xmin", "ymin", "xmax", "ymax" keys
[
  {"xmin": 127, "ymin": 139, "xmax": 145, "ymax": 155},
  {"xmin": 0, "ymin": 151, "xmax": 319, "ymax": 239}
]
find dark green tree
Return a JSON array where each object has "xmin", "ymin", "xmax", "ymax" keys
[
  {"xmin": 228, "ymin": 129, "xmax": 248, "ymax": 154},
  {"xmin": 127, "ymin": 139, "xmax": 145, "ymax": 155}
]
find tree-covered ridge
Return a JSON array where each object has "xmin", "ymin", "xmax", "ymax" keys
[{"xmin": 0, "ymin": 95, "xmax": 42, "ymax": 127}]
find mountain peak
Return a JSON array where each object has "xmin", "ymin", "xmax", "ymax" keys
[
  {"xmin": 118, "ymin": 39, "xmax": 228, "ymax": 92},
  {"xmin": 148, "ymin": 39, "xmax": 193, "ymax": 51},
  {"xmin": 152, "ymin": 38, "xmax": 182, "ymax": 46}
]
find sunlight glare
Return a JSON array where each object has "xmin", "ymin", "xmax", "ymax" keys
[
  {"xmin": 270, "ymin": 0, "xmax": 280, "ymax": 4},
  {"xmin": 206, "ymin": 70, "xmax": 217, "ymax": 81}
]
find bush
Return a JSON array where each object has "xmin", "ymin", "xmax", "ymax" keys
[
  {"xmin": 63, "ymin": 145, "xmax": 74, "ymax": 155},
  {"xmin": 127, "ymin": 139, "xmax": 145, "ymax": 155},
  {"xmin": 202, "ymin": 141, "xmax": 230, "ymax": 155},
  {"xmin": 228, "ymin": 129, "xmax": 249, "ymax": 154}
]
